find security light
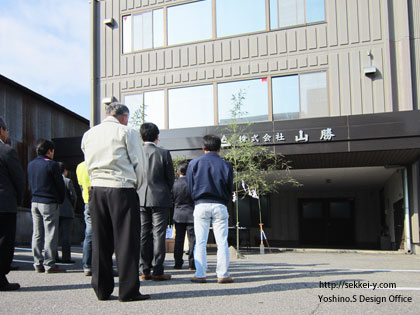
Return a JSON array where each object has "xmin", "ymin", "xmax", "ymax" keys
[
  {"xmin": 104, "ymin": 18, "xmax": 114, "ymax": 27},
  {"xmin": 363, "ymin": 66, "xmax": 377, "ymax": 77},
  {"xmin": 102, "ymin": 96, "xmax": 117, "ymax": 104}
]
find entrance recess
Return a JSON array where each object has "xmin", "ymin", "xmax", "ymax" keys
[{"xmin": 300, "ymin": 199, "xmax": 355, "ymax": 247}]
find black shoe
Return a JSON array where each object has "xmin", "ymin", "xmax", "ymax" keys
[
  {"xmin": 35, "ymin": 265, "xmax": 45, "ymax": 273},
  {"xmin": 0, "ymin": 283, "xmax": 20, "ymax": 291},
  {"xmin": 119, "ymin": 294, "xmax": 151, "ymax": 302},
  {"xmin": 174, "ymin": 265, "xmax": 183, "ymax": 270}
]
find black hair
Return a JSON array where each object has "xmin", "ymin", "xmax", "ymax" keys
[
  {"xmin": 58, "ymin": 162, "xmax": 67, "ymax": 174},
  {"xmin": 36, "ymin": 139, "xmax": 55, "ymax": 156},
  {"xmin": 0, "ymin": 117, "xmax": 7, "ymax": 131},
  {"xmin": 202, "ymin": 135, "xmax": 221, "ymax": 152},
  {"xmin": 140, "ymin": 123, "xmax": 159, "ymax": 142},
  {"xmin": 177, "ymin": 160, "xmax": 189, "ymax": 176}
]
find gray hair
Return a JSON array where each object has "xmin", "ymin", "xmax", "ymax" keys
[
  {"xmin": 0, "ymin": 117, "xmax": 7, "ymax": 131},
  {"xmin": 105, "ymin": 102, "xmax": 129, "ymax": 117}
]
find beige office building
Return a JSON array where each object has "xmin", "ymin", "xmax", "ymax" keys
[{"xmin": 91, "ymin": 0, "xmax": 420, "ymax": 253}]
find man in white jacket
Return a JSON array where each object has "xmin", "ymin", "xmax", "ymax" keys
[{"xmin": 81, "ymin": 102, "xmax": 148, "ymax": 302}]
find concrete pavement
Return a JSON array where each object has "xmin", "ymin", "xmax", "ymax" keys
[{"xmin": 1, "ymin": 247, "xmax": 420, "ymax": 314}]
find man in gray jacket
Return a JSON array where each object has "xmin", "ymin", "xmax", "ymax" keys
[
  {"xmin": 57, "ymin": 162, "xmax": 77, "ymax": 263},
  {"xmin": 0, "ymin": 117, "xmax": 25, "ymax": 291},
  {"xmin": 139, "ymin": 123, "xmax": 174, "ymax": 281},
  {"xmin": 82, "ymin": 102, "xmax": 148, "ymax": 302}
]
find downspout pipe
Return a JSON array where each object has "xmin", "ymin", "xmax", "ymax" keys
[
  {"xmin": 403, "ymin": 168, "xmax": 412, "ymax": 253},
  {"xmin": 90, "ymin": 0, "xmax": 98, "ymax": 127}
]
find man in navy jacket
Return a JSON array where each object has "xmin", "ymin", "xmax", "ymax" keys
[
  {"xmin": 187, "ymin": 135, "xmax": 234, "ymax": 284},
  {"xmin": 27, "ymin": 139, "xmax": 66, "ymax": 273}
]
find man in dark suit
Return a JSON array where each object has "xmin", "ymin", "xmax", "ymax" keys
[
  {"xmin": 139, "ymin": 123, "xmax": 174, "ymax": 281},
  {"xmin": 172, "ymin": 160, "xmax": 195, "ymax": 270},
  {"xmin": 57, "ymin": 162, "xmax": 77, "ymax": 263},
  {"xmin": 0, "ymin": 117, "xmax": 25, "ymax": 291}
]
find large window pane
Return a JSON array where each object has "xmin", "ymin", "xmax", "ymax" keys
[
  {"xmin": 133, "ymin": 12, "xmax": 152, "ymax": 51},
  {"xmin": 270, "ymin": 0, "xmax": 278, "ymax": 29},
  {"xmin": 144, "ymin": 90, "xmax": 165, "ymax": 129},
  {"xmin": 125, "ymin": 91, "xmax": 165, "ymax": 130},
  {"xmin": 306, "ymin": 0, "xmax": 325, "ymax": 23},
  {"xmin": 153, "ymin": 9, "xmax": 164, "ymax": 48},
  {"xmin": 216, "ymin": 0, "xmax": 266, "ymax": 37},
  {"xmin": 218, "ymin": 79, "xmax": 268, "ymax": 124},
  {"xmin": 300, "ymin": 72, "xmax": 328, "ymax": 119},
  {"xmin": 272, "ymin": 75, "xmax": 299, "ymax": 120},
  {"xmin": 279, "ymin": 0, "xmax": 304, "ymax": 27},
  {"xmin": 122, "ymin": 15, "xmax": 132, "ymax": 53},
  {"xmin": 125, "ymin": 94, "xmax": 143, "ymax": 128},
  {"xmin": 168, "ymin": 0, "xmax": 212, "ymax": 45},
  {"xmin": 169, "ymin": 85, "xmax": 214, "ymax": 128}
]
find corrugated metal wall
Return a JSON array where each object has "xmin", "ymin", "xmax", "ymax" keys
[
  {"xmin": 0, "ymin": 78, "xmax": 89, "ymax": 207},
  {"xmin": 93, "ymin": 0, "xmax": 414, "ymax": 121}
]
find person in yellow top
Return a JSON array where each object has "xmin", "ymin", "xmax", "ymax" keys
[{"xmin": 76, "ymin": 161, "xmax": 92, "ymax": 276}]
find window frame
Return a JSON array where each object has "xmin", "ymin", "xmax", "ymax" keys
[{"xmin": 271, "ymin": 70, "xmax": 329, "ymax": 121}]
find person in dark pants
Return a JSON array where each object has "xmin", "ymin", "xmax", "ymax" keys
[
  {"xmin": 57, "ymin": 162, "xmax": 77, "ymax": 263},
  {"xmin": 187, "ymin": 135, "xmax": 234, "ymax": 284},
  {"xmin": 81, "ymin": 102, "xmax": 149, "ymax": 302},
  {"xmin": 172, "ymin": 160, "xmax": 195, "ymax": 270},
  {"xmin": 28, "ymin": 139, "xmax": 66, "ymax": 274},
  {"xmin": 139, "ymin": 123, "xmax": 174, "ymax": 281},
  {"xmin": 0, "ymin": 117, "xmax": 25, "ymax": 291}
]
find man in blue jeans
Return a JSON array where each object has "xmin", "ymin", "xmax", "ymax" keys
[
  {"xmin": 76, "ymin": 161, "xmax": 92, "ymax": 276},
  {"xmin": 187, "ymin": 135, "xmax": 234, "ymax": 284}
]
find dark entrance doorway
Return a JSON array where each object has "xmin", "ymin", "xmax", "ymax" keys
[
  {"xmin": 393, "ymin": 199, "xmax": 405, "ymax": 250},
  {"xmin": 299, "ymin": 199, "xmax": 355, "ymax": 248}
]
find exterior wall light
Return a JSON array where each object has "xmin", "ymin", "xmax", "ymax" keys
[
  {"xmin": 363, "ymin": 66, "xmax": 377, "ymax": 77},
  {"xmin": 102, "ymin": 96, "xmax": 117, "ymax": 104},
  {"xmin": 104, "ymin": 18, "xmax": 114, "ymax": 27}
]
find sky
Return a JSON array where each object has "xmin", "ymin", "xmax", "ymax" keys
[{"xmin": 0, "ymin": 0, "xmax": 90, "ymax": 119}]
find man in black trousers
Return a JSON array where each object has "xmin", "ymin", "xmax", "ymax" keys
[
  {"xmin": 81, "ymin": 103, "xmax": 148, "ymax": 302},
  {"xmin": 139, "ymin": 123, "xmax": 174, "ymax": 281},
  {"xmin": 0, "ymin": 117, "xmax": 25, "ymax": 291},
  {"xmin": 172, "ymin": 160, "xmax": 195, "ymax": 270}
]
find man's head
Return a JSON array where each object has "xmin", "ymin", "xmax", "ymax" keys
[
  {"xmin": 36, "ymin": 139, "xmax": 55, "ymax": 159},
  {"xmin": 58, "ymin": 162, "xmax": 68, "ymax": 177},
  {"xmin": 202, "ymin": 135, "xmax": 221, "ymax": 153},
  {"xmin": 105, "ymin": 102, "xmax": 130, "ymax": 126},
  {"xmin": 0, "ymin": 117, "xmax": 9, "ymax": 143},
  {"xmin": 140, "ymin": 123, "xmax": 159, "ymax": 143},
  {"xmin": 177, "ymin": 160, "xmax": 189, "ymax": 176}
]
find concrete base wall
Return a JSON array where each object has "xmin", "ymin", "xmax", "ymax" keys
[{"xmin": 15, "ymin": 207, "xmax": 85, "ymax": 246}]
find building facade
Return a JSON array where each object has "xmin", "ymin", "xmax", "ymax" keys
[{"xmin": 91, "ymin": 0, "xmax": 420, "ymax": 253}]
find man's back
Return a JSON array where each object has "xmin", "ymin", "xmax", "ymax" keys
[
  {"xmin": 139, "ymin": 143, "xmax": 174, "ymax": 207},
  {"xmin": 0, "ymin": 143, "xmax": 25, "ymax": 212},
  {"xmin": 172, "ymin": 176, "xmax": 194, "ymax": 223},
  {"xmin": 81, "ymin": 116, "xmax": 145, "ymax": 190},
  {"xmin": 187, "ymin": 152, "xmax": 233, "ymax": 206},
  {"xmin": 27, "ymin": 156, "xmax": 64, "ymax": 204}
]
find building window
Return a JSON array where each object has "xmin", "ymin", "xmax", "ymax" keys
[
  {"xmin": 216, "ymin": 0, "xmax": 266, "ymax": 38},
  {"xmin": 122, "ymin": 9, "xmax": 163, "ymax": 53},
  {"xmin": 168, "ymin": 85, "xmax": 214, "ymax": 129},
  {"xmin": 218, "ymin": 79, "xmax": 269, "ymax": 124},
  {"xmin": 124, "ymin": 90, "xmax": 165, "ymax": 130},
  {"xmin": 270, "ymin": 0, "xmax": 325, "ymax": 29},
  {"xmin": 167, "ymin": 0, "xmax": 212, "ymax": 46},
  {"xmin": 272, "ymin": 72, "xmax": 328, "ymax": 120}
]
